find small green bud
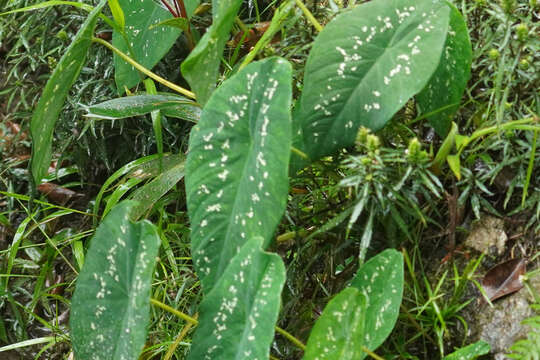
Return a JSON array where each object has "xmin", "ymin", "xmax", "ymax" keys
[
  {"xmin": 366, "ymin": 134, "xmax": 380, "ymax": 151},
  {"xmin": 407, "ymin": 138, "xmax": 428, "ymax": 163},
  {"xmin": 47, "ymin": 56, "xmax": 57, "ymax": 70},
  {"xmin": 519, "ymin": 58, "xmax": 530, "ymax": 70},
  {"xmin": 56, "ymin": 30, "xmax": 68, "ymax": 41},
  {"xmin": 355, "ymin": 126, "xmax": 370, "ymax": 147},
  {"xmin": 504, "ymin": 102, "xmax": 513, "ymax": 110},
  {"xmin": 515, "ymin": 23, "xmax": 529, "ymax": 42},
  {"xmin": 500, "ymin": 0, "xmax": 515, "ymax": 13},
  {"xmin": 488, "ymin": 48, "xmax": 500, "ymax": 60},
  {"xmin": 475, "ymin": 0, "xmax": 487, "ymax": 6}
]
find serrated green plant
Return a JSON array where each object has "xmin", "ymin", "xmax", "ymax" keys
[{"xmin": 3, "ymin": 0, "xmax": 481, "ymax": 358}]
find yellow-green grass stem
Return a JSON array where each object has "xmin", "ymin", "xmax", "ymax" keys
[{"xmin": 92, "ymin": 37, "xmax": 196, "ymax": 100}]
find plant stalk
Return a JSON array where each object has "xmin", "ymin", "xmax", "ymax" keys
[
  {"xmin": 150, "ymin": 298, "xmax": 306, "ymax": 351},
  {"xmin": 92, "ymin": 37, "xmax": 196, "ymax": 99},
  {"xmin": 294, "ymin": 0, "xmax": 323, "ymax": 32}
]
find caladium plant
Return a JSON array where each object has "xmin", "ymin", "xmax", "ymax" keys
[{"xmin": 20, "ymin": 0, "xmax": 476, "ymax": 358}]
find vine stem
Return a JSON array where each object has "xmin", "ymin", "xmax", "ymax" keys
[
  {"xmin": 92, "ymin": 37, "xmax": 196, "ymax": 99},
  {"xmin": 150, "ymin": 298, "xmax": 198, "ymax": 324},
  {"xmin": 294, "ymin": 0, "xmax": 323, "ymax": 32},
  {"xmin": 150, "ymin": 298, "xmax": 307, "ymax": 351},
  {"xmin": 274, "ymin": 326, "xmax": 306, "ymax": 351},
  {"xmin": 361, "ymin": 346, "xmax": 385, "ymax": 360}
]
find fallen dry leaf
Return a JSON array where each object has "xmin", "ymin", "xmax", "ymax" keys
[
  {"xmin": 38, "ymin": 183, "xmax": 84, "ymax": 205},
  {"xmin": 481, "ymin": 258, "xmax": 526, "ymax": 301}
]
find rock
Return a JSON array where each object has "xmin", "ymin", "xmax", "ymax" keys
[
  {"xmin": 464, "ymin": 272, "xmax": 540, "ymax": 358},
  {"xmin": 465, "ymin": 215, "xmax": 508, "ymax": 255}
]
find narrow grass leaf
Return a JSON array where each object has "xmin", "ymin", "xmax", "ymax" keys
[
  {"xmin": 84, "ymin": 94, "xmax": 200, "ymax": 123},
  {"xmin": 444, "ymin": 340, "xmax": 490, "ymax": 360},
  {"xmin": 181, "ymin": 0, "xmax": 243, "ymax": 104},
  {"xmin": 303, "ymin": 287, "xmax": 367, "ymax": 360},
  {"xmin": 417, "ymin": 2, "xmax": 472, "ymax": 136},
  {"xmin": 29, "ymin": 0, "xmax": 107, "ymax": 186},
  {"xmin": 294, "ymin": 0, "xmax": 450, "ymax": 165},
  {"xmin": 187, "ymin": 236, "xmax": 286, "ymax": 360},
  {"xmin": 350, "ymin": 249, "xmax": 404, "ymax": 356},
  {"xmin": 185, "ymin": 57, "xmax": 292, "ymax": 293},
  {"xmin": 129, "ymin": 157, "xmax": 185, "ymax": 220},
  {"xmin": 70, "ymin": 201, "xmax": 161, "ymax": 360}
]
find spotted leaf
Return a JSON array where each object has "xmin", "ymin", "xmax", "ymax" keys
[
  {"xmin": 187, "ymin": 236, "xmax": 286, "ymax": 360},
  {"xmin": 70, "ymin": 201, "xmax": 161, "ymax": 360},
  {"xmin": 185, "ymin": 57, "xmax": 292, "ymax": 293},
  {"xmin": 85, "ymin": 94, "xmax": 200, "ymax": 123},
  {"xmin": 416, "ymin": 2, "xmax": 472, "ymax": 136},
  {"xmin": 30, "ymin": 0, "xmax": 107, "ymax": 187},
  {"xmin": 112, "ymin": 0, "xmax": 199, "ymax": 92},
  {"xmin": 303, "ymin": 287, "xmax": 367, "ymax": 360},
  {"xmin": 350, "ymin": 249, "xmax": 404, "ymax": 356},
  {"xmin": 294, "ymin": 0, "xmax": 450, "ymax": 165},
  {"xmin": 181, "ymin": 0, "xmax": 243, "ymax": 105}
]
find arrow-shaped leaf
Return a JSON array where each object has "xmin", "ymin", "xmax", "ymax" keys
[
  {"xmin": 294, "ymin": 0, "xmax": 450, "ymax": 165},
  {"xmin": 187, "ymin": 236, "xmax": 286, "ymax": 360},
  {"xmin": 70, "ymin": 201, "xmax": 161, "ymax": 360},
  {"xmin": 185, "ymin": 57, "xmax": 292, "ymax": 293}
]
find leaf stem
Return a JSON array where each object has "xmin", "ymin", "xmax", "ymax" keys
[
  {"xmin": 275, "ymin": 326, "xmax": 306, "ymax": 351},
  {"xmin": 151, "ymin": 298, "xmax": 306, "ymax": 351},
  {"xmin": 291, "ymin": 146, "xmax": 309, "ymax": 159},
  {"xmin": 163, "ymin": 313, "xmax": 198, "ymax": 360},
  {"xmin": 92, "ymin": 37, "xmax": 196, "ymax": 99},
  {"xmin": 294, "ymin": 0, "xmax": 323, "ymax": 32},
  {"xmin": 361, "ymin": 346, "xmax": 385, "ymax": 360},
  {"xmin": 150, "ymin": 298, "xmax": 199, "ymax": 324}
]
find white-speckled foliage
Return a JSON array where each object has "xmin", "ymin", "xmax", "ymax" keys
[
  {"xmin": 70, "ymin": 201, "xmax": 161, "ymax": 360},
  {"xmin": 303, "ymin": 250, "xmax": 403, "ymax": 360},
  {"xmin": 112, "ymin": 0, "xmax": 199, "ymax": 92},
  {"xmin": 416, "ymin": 2, "xmax": 472, "ymax": 136},
  {"xmin": 350, "ymin": 249, "xmax": 404, "ymax": 356},
  {"xmin": 29, "ymin": 0, "xmax": 107, "ymax": 186},
  {"xmin": 85, "ymin": 94, "xmax": 201, "ymax": 122},
  {"xmin": 185, "ymin": 57, "xmax": 292, "ymax": 293},
  {"xmin": 294, "ymin": 0, "xmax": 451, "ymax": 164},
  {"xmin": 181, "ymin": 0, "xmax": 243, "ymax": 105},
  {"xmin": 303, "ymin": 287, "xmax": 367, "ymax": 360},
  {"xmin": 187, "ymin": 236, "xmax": 286, "ymax": 360}
]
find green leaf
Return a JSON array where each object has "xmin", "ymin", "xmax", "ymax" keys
[
  {"xmin": 112, "ymin": 0, "xmax": 199, "ymax": 92},
  {"xmin": 149, "ymin": 17, "xmax": 190, "ymax": 31},
  {"xmin": 0, "ymin": 1, "xmax": 94, "ymax": 16},
  {"xmin": 294, "ymin": 0, "xmax": 450, "ymax": 164},
  {"xmin": 185, "ymin": 57, "xmax": 292, "ymax": 292},
  {"xmin": 350, "ymin": 249, "xmax": 404, "ymax": 356},
  {"xmin": 444, "ymin": 340, "xmax": 490, "ymax": 360},
  {"xmin": 108, "ymin": 0, "xmax": 125, "ymax": 31},
  {"xmin": 447, "ymin": 154, "xmax": 461, "ymax": 180},
  {"xmin": 70, "ymin": 201, "xmax": 161, "ymax": 360},
  {"xmin": 129, "ymin": 157, "xmax": 185, "ymax": 220},
  {"xmin": 84, "ymin": 94, "xmax": 201, "ymax": 123},
  {"xmin": 303, "ymin": 287, "xmax": 367, "ymax": 360},
  {"xmin": 432, "ymin": 121, "xmax": 458, "ymax": 173},
  {"xmin": 417, "ymin": 2, "xmax": 472, "ymax": 136},
  {"xmin": 29, "ymin": 0, "xmax": 107, "ymax": 186},
  {"xmin": 181, "ymin": 0, "xmax": 243, "ymax": 105},
  {"xmin": 187, "ymin": 236, "xmax": 286, "ymax": 360}
]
